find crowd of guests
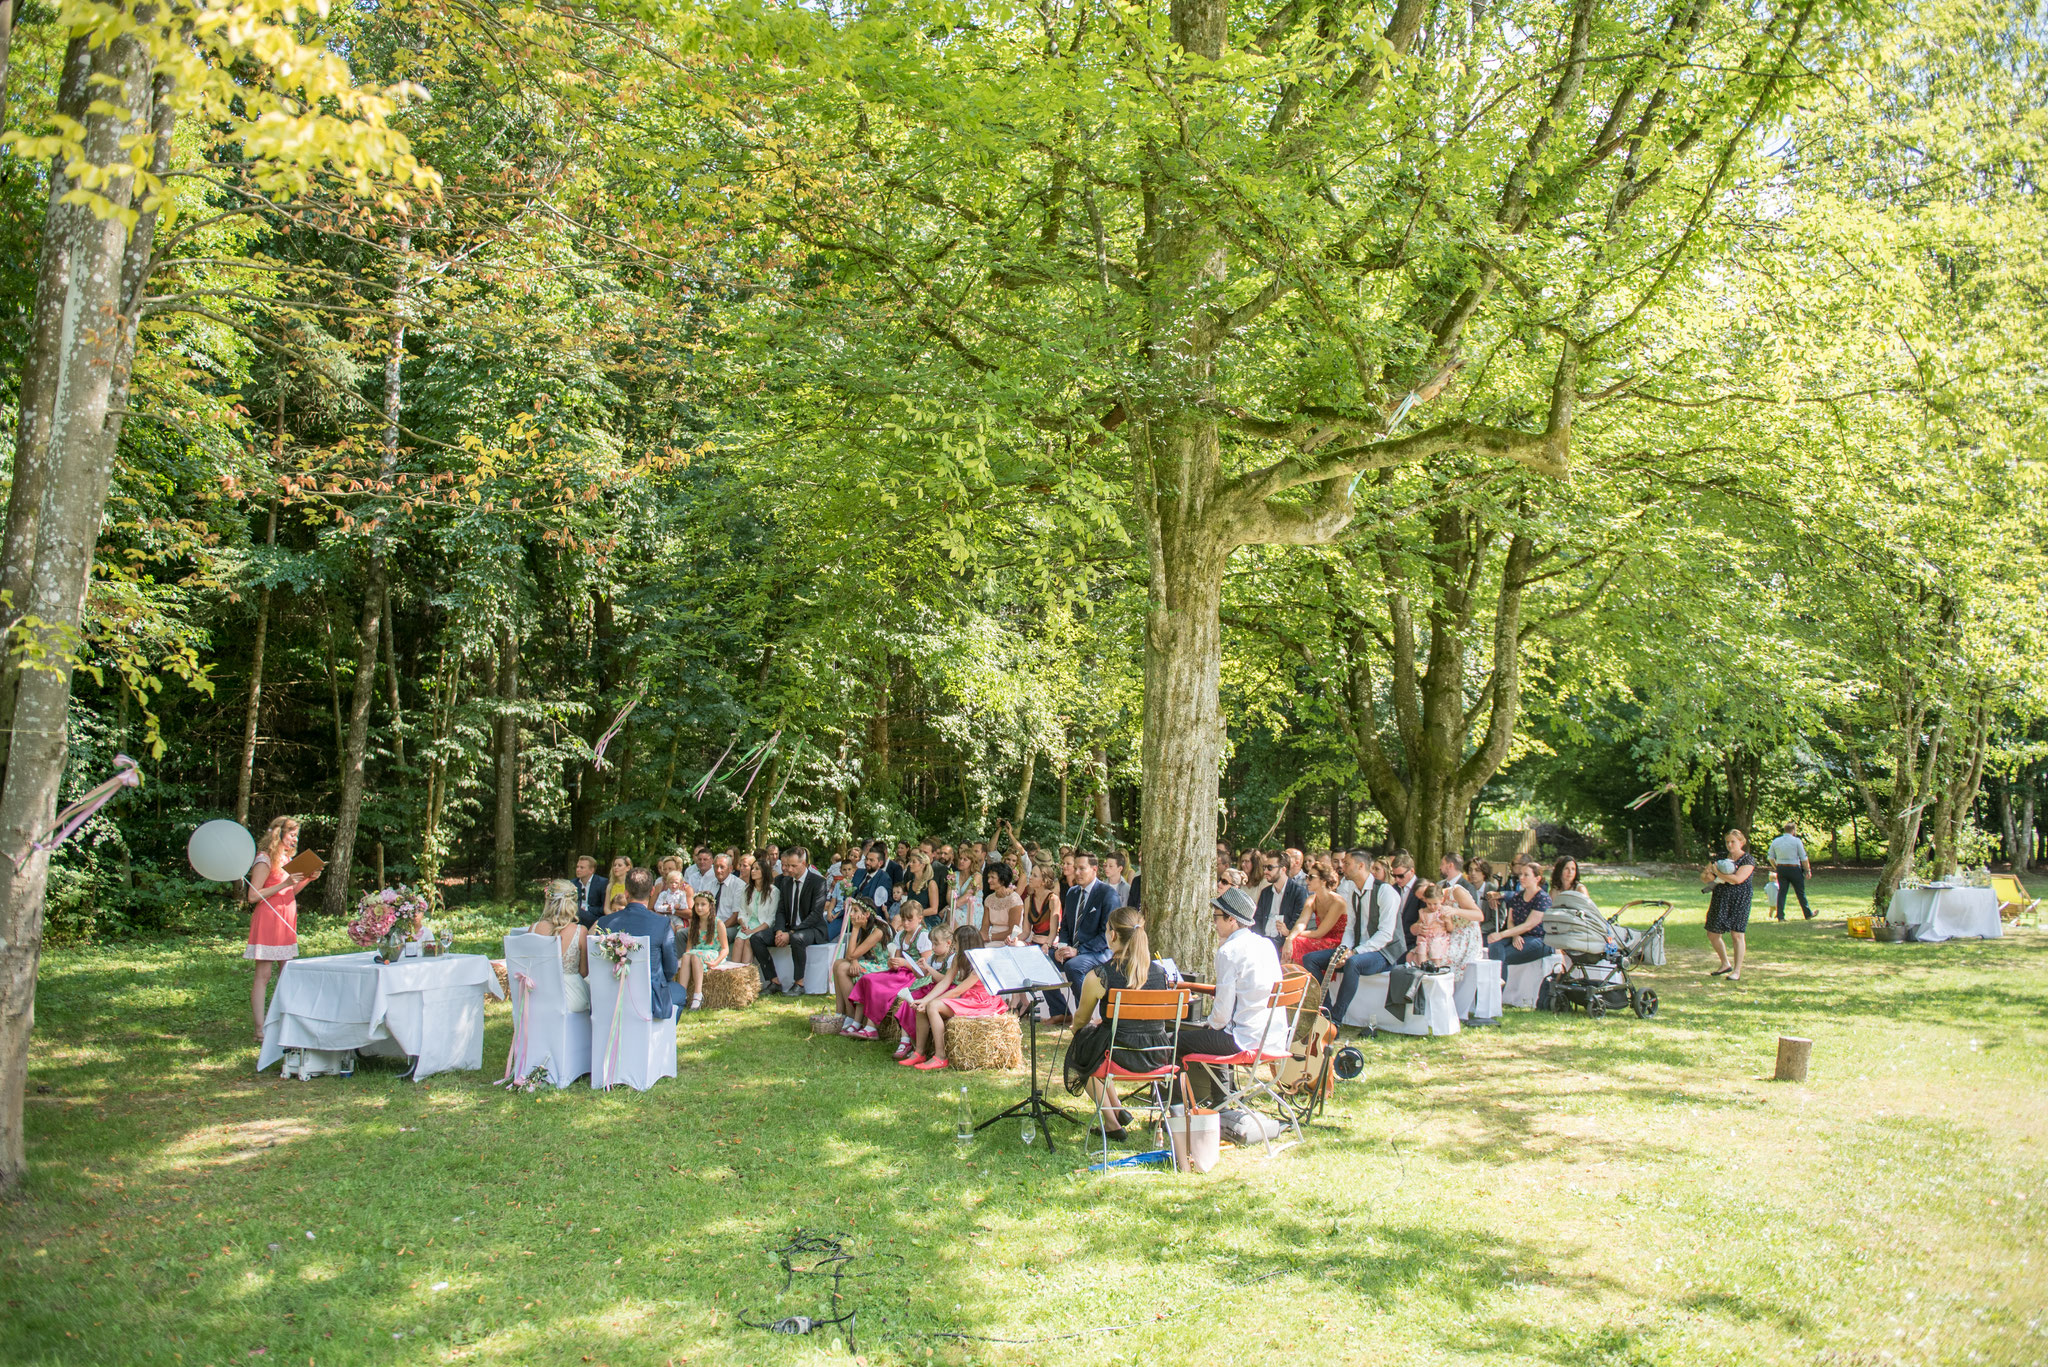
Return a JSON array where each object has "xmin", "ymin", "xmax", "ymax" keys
[{"xmin": 519, "ymin": 823, "xmax": 1678, "ymax": 1137}]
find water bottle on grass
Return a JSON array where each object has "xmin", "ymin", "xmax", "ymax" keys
[{"xmin": 955, "ymin": 1085, "xmax": 974, "ymax": 1151}]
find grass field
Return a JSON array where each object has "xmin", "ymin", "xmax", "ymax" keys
[{"xmin": 4, "ymin": 871, "xmax": 2045, "ymax": 1367}]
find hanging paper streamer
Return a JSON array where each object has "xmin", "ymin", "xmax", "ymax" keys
[
  {"xmin": 13, "ymin": 755, "xmax": 141, "ymax": 871},
  {"xmin": 688, "ymin": 729, "xmax": 782, "ymax": 802},
  {"xmin": 688, "ymin": 734, "xmax": 742, "ymax": 802},
  {"xmin": 736, "ymin": 729, "xmax": 783, "ymax": 801},
  {"xmin": 590, "ymin": 685, "xmax": 646, "ymax": 771},
  {"xmin": 1625, "ymin": 783, "xmax": 1676, "ymax": 812}
]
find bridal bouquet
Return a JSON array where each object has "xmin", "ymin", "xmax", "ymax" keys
[{"xmin": 348, "ymin": 884, "xmax": 432, "ymax": 947}]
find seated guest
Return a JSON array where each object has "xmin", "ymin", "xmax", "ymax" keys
[
  {"xmin": 1046, "ymin": 852, "xmax": 1115, "ymax": 1023},
  {"xmin": 1551, "ymin": 855, "xmax": 1594, "ymax": 908},
  {"xmin": 1102, "ymin": 855, "xmax": 1131, "ymax": 909},
  {"xmin": 981, "ymin": 863, "xmax": 1026, "ymax": 943},
  {"xmin": 842, "ymin": 905, "xmax": 931, "ymax": 1041},
  {"xmin": 896, "ymin": 848, "xmax": 945, "ymax": 928},
  {"xmin": 605, "ymin": 855, "xmax": 631, "ymax": 915},
  {"xmin": 1173, "ymin": 889, "xmax": 1281, "ymax": 1105},
  {"xmin": 654, "ymin": 869, "xmax": 691, "ymax": 925},
  {"xmin": 737, "ymin": 855, "xmax": 779, "ymax": 966},
  {"xmin": 750, "ymin": 846, "xmax": 830, "ymax": 995},
  {"xmin": 1254, "ymin": 850, "xmax": 1305, "ymax": 960},
  {"xmin": 1062, "ymin": 907, "xmax": 1170, "ymax": 1140},
  {"xmin": 903, "ymin": 926, "xmax": 1005, "ymax": 1070},
  {"xmin": 528, "ymin": 878, "xmax": 592, "ymax": 1014},
  {"xmin": 1487, "ymin": 860, "xmax": 1552, "ymax": 976},
  {"xmin": 1315, "ymin": 855, "xmax": 1404, "ymax": 1027},
  {"xmin": 1442, "ymin": 884, "xmax": 1484, "ymax": 972},
  {"xmin": 572, "ymin": 854, "xmax": 607, "ymax": 928},
  {"xmin": 686, "ymin": 845, "xmax": 721, "ymax": 899},
  {"xmin": 1470, "ymin": 858, "xmax": 1502, "ymax": 934},
  {"xmin": 849, "ymin": 843, "xmax": 894, "ymax": 919},
  {"xmin": 890, "ymin": 922, "xmax": 955, "ymax": 1058},
  {"xmin": 1023, "ymin": 864, "xmax": 1062, "ymax": 953},
  {"xmin": 829, "ymin": 899, "xmax": 892, "ymax": 1024},
  {"xmin": 1286, "ymin": 860, "xmax": 1348, "ymax": 964},
  {"xmin": 678, "ymin": 892, "xmax": 728, "ymax": 1011},
  {"xmin": 595, "ymin": 867, "xmax": 680, "ymax": 1019},
  {"xmin": 714, "ymin": 852, "xmax": 749, "ymax": 955},
  {"xmin": 1406, "ymin": 882, "xmax": 1450, "ymax": 967}
]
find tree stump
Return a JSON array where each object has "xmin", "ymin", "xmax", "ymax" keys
[
  {"xmin": 947, "ymin": 1015, "xmax": 1023, "ymax": 1071},
  {"xmin": 1774, "ymin": 1035, "xmax": 1812, "ymax": 1082}
]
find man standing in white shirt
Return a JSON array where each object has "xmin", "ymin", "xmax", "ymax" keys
[
  {"xmin": 1767, "ymin": 821, "xmax": 1814, "ymax": 920},
  {"xmin": 685, "ymin": 845, "xmax": 721, "ymax": 900},
  {"xmin": 1173, "ymin": 888, "xmax": 1282, "ymax": 1105}
]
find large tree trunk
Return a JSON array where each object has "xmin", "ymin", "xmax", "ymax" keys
[
  {"xmin": 0, "ymin": 38, "xmax": 92, "ymax": 785},
  {"xmin": 1090, "ymin": 747, "xmax": 1115, "ymax": 851},
  {"xmin": 1136, "ymin": 432, "xmax": 1228, "ymax": 976},
  {"xmin": 0, "ymin": 31, "xmax": 157, "ymax": 1194},
  {"xmin": 491, "ymin": 624, "xmax": 519, "ymax": 900},
  {"xmin": 234, "ymin": 500, "xmax": 278, "ymax": 826},
  {"xmin": 381, "ymin": 584, "xmax": 404, "ymax": 770},
  {"xmin": 1012, "ymin": 745, "xmax": 1035, "ymax": 830}
]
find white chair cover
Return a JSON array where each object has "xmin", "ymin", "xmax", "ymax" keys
[
  {"xmin": 587, "ymin": 934, "xmax": 678, "ymax": 1091},
  {"xmin": 767, "ymin": 943, "xmax": 840, "ymax": 995},
  {"xmin": 1454, "ymin": 958, "xmax": 1503, "ymax": 1020},
  {"xmin": 1503, "ymin": 952, "xmax": 1567, "ymax": 1008},
  {"xmin": 501, "ymin": 933, "xmax": 592, "ymax": 1089},
  {"xmin": 1339, "ymin": 971, "xmax": 1462, "ymax": 1036}
]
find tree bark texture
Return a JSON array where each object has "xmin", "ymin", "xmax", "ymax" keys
[
  {"xmin": 0, "ymin": 32, "xmax": 156, "ymax": 1193},
  {"xmin": 1012, "ymin": 746, "xmax": 1035, "ymax": 829},
  {"xmin": 492, "ymin": 624, "xmax": 520, "ymax": 900}
]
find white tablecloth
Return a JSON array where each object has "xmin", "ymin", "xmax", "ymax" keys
[
  {"xmin": 257, "ymin": 952, "xmax": 505, "ymax": 1080},
  {"xmin": 1886, "ymin": 886, "xmax": 2002, "ymax": 942}
]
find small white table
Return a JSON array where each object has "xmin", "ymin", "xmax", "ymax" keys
[
  {"xmin": 258, "ymin": 951, "xmax": 506, "ymax": 1080},
  {"xmin": 1885, "ymin": 886, "xmax": 2002, "ymax": 943}
]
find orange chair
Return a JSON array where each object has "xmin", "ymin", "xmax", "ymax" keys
[
  {"xmin": 1179, "ymin": 971, "xmax": 1311, "ymax": 1155},
  {"xmin": 1088, "ymin": 985, "xmax": 1191, "ymax": 1163}
]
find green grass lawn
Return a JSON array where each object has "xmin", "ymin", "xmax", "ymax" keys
[{"xmin": 5, "ymin": 871, "xmax": 2045, "ymax": 1366}]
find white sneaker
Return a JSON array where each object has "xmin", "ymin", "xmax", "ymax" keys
[{"xmin": 689, "ymin": 995, "xmax": 703, "ymax": 1010}]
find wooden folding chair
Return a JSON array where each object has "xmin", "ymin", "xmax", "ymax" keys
[
  {"xmin": 1179, "ymin": 971, "xmax": 1311, "ymax": 1156},
  {"xmin": 1090, "ymin": 985, "xmax": 1190, "ymax": 1165}
]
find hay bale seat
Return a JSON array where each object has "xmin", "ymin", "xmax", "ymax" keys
[
  {"xmin": 489, "ymin": 959, "xmax": 510, "ymax": 999},
  {"xmin": 701, "ymin": 962, "xmax": 761, "ymax": 1010},
  {"xmin": 948, "ymin": 1014, "xmax": 1023, "ymax": 1072}
]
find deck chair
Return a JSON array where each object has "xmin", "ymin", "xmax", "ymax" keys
[{"xmin": 1992, "ymin": 876, "xmax": 2040, "ymax": 928}]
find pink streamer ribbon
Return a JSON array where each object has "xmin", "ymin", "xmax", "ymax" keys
[
  {"xmin": 596, "ymin": 944, "xmax": 653, "ymax": 1090},
  {"xmin": 498, "ymin": 971, "xmax": 538, "ymax": 1085},
  {"xmin": 590, "ymin": 687, "xmax": 645, "ymax": 771},
  {"xmin": 12, "ymin": 754, "xmax": 141, "ymax": 871}
]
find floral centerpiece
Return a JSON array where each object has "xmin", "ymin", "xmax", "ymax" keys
[{"xmin": 349, "ymin": 884, "xmax": 433, "ymax": 959}]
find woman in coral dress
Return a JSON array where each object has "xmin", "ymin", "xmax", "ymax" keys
[
  {"xmin": 246, "ymin": 816, "xmax": 320, "ymax": 1043},
  {"xmin": 1287, "ymin": 861, "xmax": 1349, "ymax": 965}
]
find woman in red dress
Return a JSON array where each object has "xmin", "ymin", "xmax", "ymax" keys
[
  {"xmin": 1287, "ymin": 860, "xmax": 1349, "ymax": 965},
  {"xmin": 246, "ymin": 816, "xmax": 321, "ymax": 1043}
]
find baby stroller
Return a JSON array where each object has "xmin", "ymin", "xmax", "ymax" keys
[
  {"xmin": 1610, "ymin": 898, "xmax": 1671, "ymax": 968},
  {"xmin": 1539, "ymin": 891, "xmax": 1660, "ymax": 1020}
]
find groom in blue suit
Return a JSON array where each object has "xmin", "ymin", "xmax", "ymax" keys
[
  {"xmin": 595, "ymin": 867, "xmax": 680, "ymax": 1019},
  {"xmin": 1044, "ymin": 852, "xmax": 1116, "ymax": 1022}
]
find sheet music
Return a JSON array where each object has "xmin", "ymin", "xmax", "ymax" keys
[{"xmin": 968, "ymin": 945, "xmax": 1064, "ymax": 994}]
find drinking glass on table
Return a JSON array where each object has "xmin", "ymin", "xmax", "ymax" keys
[{"xmin": 437, "ymin": 927, "xmax": 454, "ymax": 956}]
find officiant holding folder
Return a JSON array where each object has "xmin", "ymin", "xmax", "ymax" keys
[{"xmin": 246, "ymin": 816, "xmax": 323, "ymax": 1044}]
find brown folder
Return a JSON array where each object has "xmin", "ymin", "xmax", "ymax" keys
[{"xmin": 284, "ymin": 849, "xmax": 325, "ymax": 877}]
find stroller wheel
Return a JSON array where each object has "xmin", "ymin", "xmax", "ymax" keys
[
  {"xmin": 1634, "ymin": 989, "xmax": 1659, "ymax": 1019},
  {"xmin": 1586, "ymin": 995, "xmax": 1608, "ymax": 1020}
]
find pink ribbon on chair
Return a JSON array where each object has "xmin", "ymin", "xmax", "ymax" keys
[
  {"xmin": 498, "ymin": 970, "xmax": 538, "ymax": 1085},
  {"xmin": 596, "ymin": 947, "xmax": 654, "ymax": 1090}
]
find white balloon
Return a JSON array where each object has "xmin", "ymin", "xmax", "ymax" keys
[{"xmin": 188, "ymin": 819, "xmax": 256, "ymax": 882}]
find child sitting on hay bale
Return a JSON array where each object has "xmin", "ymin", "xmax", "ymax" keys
[{"xmin": 897, "ymin": 925, "xmax": 1006, "ymax": 1071}]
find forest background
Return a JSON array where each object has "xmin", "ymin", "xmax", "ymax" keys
[{"xmin": 0, "ymin": 0, "xmax": 2038, "ymax": 963}]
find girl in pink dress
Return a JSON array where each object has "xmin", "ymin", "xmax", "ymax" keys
[
  {"xmin": 902, "ymin": 925, "xmax": 1007, "ymax": 1071},
  {"xmin": 246, "ymin": 816, "xmax": 321, "ymax": 1043}
]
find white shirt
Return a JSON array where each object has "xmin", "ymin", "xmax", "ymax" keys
[
  {"xmin": 1767, "ymin": 834, "xmax": 1808, "ymax": 866},
  {"xmin": 1358, "ymin": 880, "xmax": 1404, "ymax": 957},
  {"xmin": 685, "ymin": 865, "xmax": 721, "ymax": 897},
  {"xmin": 715, "ymin": 873, "xmax": 747, "ymax": 922},
  {"xmin": 1208, "ymin": 927, "xmax": 1283, "ymax": 1052}
]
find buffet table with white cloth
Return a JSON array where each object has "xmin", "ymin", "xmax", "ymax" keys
[
  {"xmin": 257, "ymin": 951, "xmax": 505, "ymax": 1080},
  {"xmin": 1885, "ymin": 886, "xmax": 2002, "ymax": 942}
]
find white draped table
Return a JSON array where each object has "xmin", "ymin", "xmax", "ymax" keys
[
  {"xmin": 1885, "ymin": 886, "xmax": 2003, "ymax": 943},
  {"xmin": 257, "ymin": 951, "xmax": 505, "ymax": 1080}
]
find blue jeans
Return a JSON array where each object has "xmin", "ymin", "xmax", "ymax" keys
[
  {"xmin": 1042, "ymin": 950, "xmax": 1109, "ymax": 1018},
  {"xmin": 1488, "ymin": 938, "xmax": 1551, "ymax": 974},
  {"xmin": 1317, "ymin": 949, "xmax": 1396, "ymax": 1024}
]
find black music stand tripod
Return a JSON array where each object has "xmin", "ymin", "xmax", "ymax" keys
[{"xmin": 966, "ymin": 947, "xmax": 1085, "ymax": 1152}]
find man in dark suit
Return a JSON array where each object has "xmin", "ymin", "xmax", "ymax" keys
[
  {"xmin": 595, "ymin": 867, "xmax": 680, "ymax": 1018},
  {"xmin": 1254, "ymin": 850, "xmax": 1307, "ymax": 960},
  {"xmin": 1389, "ymin": 850, "xmax": 1424, "ymax": 945},
  {"xmin": 1044, "ymin": 851, "xmax": 1116, "ymax": 1022},
  {"xmin": 751, "ymin": 846, "xmax": 830, "ymax": 995},
  {"xmin": 572, "ymin": 854, "xmax": 607, "ymax": 928}
]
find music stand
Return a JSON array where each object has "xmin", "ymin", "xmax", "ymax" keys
[{"xmin": 965, "ymin": 946, "xmax": 1085, "ymax": 1151}]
